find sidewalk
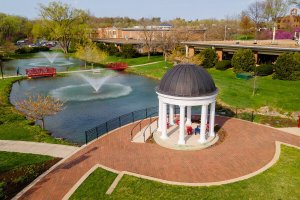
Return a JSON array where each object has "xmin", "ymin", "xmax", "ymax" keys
[
  {"xmin": 1, "ymin": 61, "xmax": 164, "ymax": 79},
  {"xmin": 0, "ymin": 140, "xmax": 79, "ymax": 158},
  {"xmin": 277, "ymin": 127, "xmax": 300, "ymax": 136}
]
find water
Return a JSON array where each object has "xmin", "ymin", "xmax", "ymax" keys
[
  {"xmin": 2, "ymin": 52, "xmax": 84, "ymax": 76},
  {"xmin": 10, "ymin": 72, "xmax": 159, "ymax": 144}
]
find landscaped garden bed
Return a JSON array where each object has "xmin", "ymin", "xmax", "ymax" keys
[{"xmin": 0, "ymin": 151, "xmax": 60, "ymax": 199}]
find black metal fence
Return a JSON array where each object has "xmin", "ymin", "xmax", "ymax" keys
[
  {"xmin": 84, "ymin": 105, "xmax": 253, "ymax": 144},
  {"xmin": 85, "ymin": 106, "xmax": 158, "ymax": 144}
]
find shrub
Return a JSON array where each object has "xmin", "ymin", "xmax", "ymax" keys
[
  {"xmin": 199, "ymin": 48, "xmax": 218, "ymax": 68},
  {"xmin": 215, "ymin": 60, "xmax": 231, "ymax": 70},
  {"xmin": 15, "ymin": 46, "xmax": 50, "ymax": 54},
  {"xmin": 256, "ymin": 64, "xmax": 274, "ymax": 76},
  {"xmin": 120, "ymin": 44, "xmax": 139, "ymax": 58},
  {"xmin": 105, "ymin": 44, "xmax": 119, "ymax": 56},
  {"xmin": 231, "ymin": 49, "xmax": 255, "ymax": 73},
  {"xmin": 273, "ymin": 53, "xmax": 300, "ymax": 80},
  {"xmin": 96, "ymin": 43, "xmax": 120, "ymax": 56}
]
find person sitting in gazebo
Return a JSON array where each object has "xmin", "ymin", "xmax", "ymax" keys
[{"xmin": 195, "ymin": 125, "xmax": 200, "ymax": 135}]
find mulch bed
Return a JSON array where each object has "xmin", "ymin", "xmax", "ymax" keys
[{"xmin": 0, "ymin": 158, "xmax": 61, "ymax": 200}]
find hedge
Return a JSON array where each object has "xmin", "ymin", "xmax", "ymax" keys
[{"xmin": 215, "ymin": 60, "xmax": 231, "ymax": 70}]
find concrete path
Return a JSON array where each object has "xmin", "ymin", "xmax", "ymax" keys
[
  {"xmin": 0, "ymin": 140, "xmax": 79, "ymax": 158},
  {"xmin": 1, "ymin": 61, "xmax": 164, "ymax": 79},
  {"xmin": 277, "ymin": 127, "xmax": 300, "ymax": 136},
  {"xmin": 128, "ymin": 61, "xmax": 164, "ymax": 68}
]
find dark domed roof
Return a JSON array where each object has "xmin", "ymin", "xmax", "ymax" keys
[{"xmin": 157, "ymin": 64, "xmax": 217, "ymax": 97}]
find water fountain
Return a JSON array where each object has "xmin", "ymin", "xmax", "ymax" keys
[
  {"xmin": 28, "ymin": 52, "xmax": 74, "ymax": 67},
  {"xmin": 78, "ymin": 73, "xmax": 112, "ymax": 93},
  {"xmin": 49, "ymin": 71, "xmax": 132, "ymax": 102},
  {"xmin": 41, "ymin": 52, "xmax": 59, "ymax": 66}
]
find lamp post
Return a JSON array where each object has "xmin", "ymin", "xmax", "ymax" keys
[{"xmin": 224, "ymin": 25, "xmax": 231, "ymax": 41}]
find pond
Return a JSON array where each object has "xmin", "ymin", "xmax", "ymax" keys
[
  {"xmin": 3, "ymin": 52, "xmax": 84, "ymax": 76},
  {"xmin": 9, "ymin": 54, "xmax": 159, "ymax": 144}
]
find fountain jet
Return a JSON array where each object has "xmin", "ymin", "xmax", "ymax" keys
[
  {"xmin": 41, "ymin": 52, "xmax": 60, "ymax": 65},
  {"xmin": 79, "ymin": 74, "xmax": 112, "ymax": 93}
]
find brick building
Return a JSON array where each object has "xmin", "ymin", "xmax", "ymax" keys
[{"xmin": 277, "ymin": 8, "xmax": 300, "ymax": 30}]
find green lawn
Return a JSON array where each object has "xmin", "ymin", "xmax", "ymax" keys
[
  {"xmin": 105, "ymin": 55, "xmax": 164, "ymax": 66},
  {"xmin": 0, "ymin": 78, "xmax": 72, "ymax": 144},
  {"xmin": 208, "ymin": 68, "xmax": 300, "ymax": 112},
  {"xmin": 127, "ymin": 63, "xmax": 300, "ymax": 112},
  {"xmin": 70, "ymin": 145, "xmax": 300, "ymax": 200},
  {"xmin": 126, "ymin": 61, "xmax": 173, "ymax": 79},
  {"xmin": 0, "ymin": 151, "xmax": 53, "ymax": 173},
  {"xmin": 0, "ymin": 151, "xmax": 58, "ymax": 200}
]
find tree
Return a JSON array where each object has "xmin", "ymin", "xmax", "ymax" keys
[
  {"xmin": 0, "ymin": 55, "xmax": 3, "ymax": 79},
  {"xmin": 76, "ymin": 43, "xmax": 107, "ymax": 68},
  {"xmin": 264, "ymin": 0, "xmax": 289, "ymax": 23},
  {"xmin": 75, "ymin": 43, "xmax": 92, "ymax": 68},
  {"xmin": 15, "ymin": 95, "xmax": 64, "ymax": 130},
  {"xmin": 273, "ymin": 53, "xmax": 300, "ymax": 80},
  {"xmin": 245, "ymin": 1, "xmax": 265, "ymax": 39},
  {"xmin": 38, "ymin": 1, "xmax": 89, "ymax": 54},
  {"xmin": 199, "ymin": 48, "xmax": 218, "ymax": 68},
  {"xmin": 155, "ymin": 30, "xmax": 176, "ymax": 61},
  {"xmin": 168, "ymin": 48, "xmax": 204, "ymax": 65},
  {"xmin": 140, "ymin": 26, "xmax": 155, "ymax": 60},
  {"xmin": 240, "ymin": 14, "xmax": 253, "ymax": 39},
  {"xmin": 231, "ymin": 49, "xmax": 256, "ymax": 73}
]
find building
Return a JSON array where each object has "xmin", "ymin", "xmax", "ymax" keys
[{"xmin": 277, "ymin": 8, "xmax": 300, "ymax": 30}]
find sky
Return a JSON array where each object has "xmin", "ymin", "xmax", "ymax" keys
[{"xmin": 0, "ymin": 0, "xmax": 254, "ymax": 20}]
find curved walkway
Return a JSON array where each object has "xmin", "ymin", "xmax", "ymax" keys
[
  {"xmin": 0, "ymin": 140, "xmax": 79, "ymax": 158},
  {"xmin": 17, "ymin": 117, "xmax": 300, "ymax": 200}
]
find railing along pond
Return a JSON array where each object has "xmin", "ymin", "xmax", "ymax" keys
[
  {"xmin": 85, "ymin": 106, "xmax": 158, "ymax": 144},
  {"xmin": 85, "ymin": 105, "xmax": 256, "ymax": 145}
]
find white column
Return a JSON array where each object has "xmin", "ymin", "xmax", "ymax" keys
[
  {"xmin": 178, "ymin": 105, "xmax": 186, "ymax": 145},
  {"xmin": 169, "ymin": 104, "xmax": 175, "ymax": 125},
  {"xmin": 158, "ymin": 98, "xmax": 163, "ymax": 132},
  {"xmin": 209, "ymin": 101, "xmax": 216, "ymax": 137},
  {"xmin": 198, "ymin": 104, "xmax": 208, "ymax": 144},
  {"xmin": 186, "ymin": 106, "xmax": 192, "ymax": 126},
  {"xmin": 161, "ymin": 103, "xmax": 168, "ymax": 140}
]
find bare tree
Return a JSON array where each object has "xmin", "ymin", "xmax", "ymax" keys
[
  {"xmin": 245, "ymin": 0, "xmax": 266, "ymax": 38},
  {"xmin": 154, "ymin": 30, "xmax": 176, "ymax": 61},
  {"xmin": 16, "ymin": 95, "xmax": 64, "ymax": 130},
  {"xmin": 140, "ymin": 26, "xmax": 155, "ymax": 60},
  {"xmin": 264, "ymin": 0, "xmax": 289, "ymax": 23}
]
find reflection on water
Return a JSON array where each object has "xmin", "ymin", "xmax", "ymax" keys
[{"xmin": 10, "ymin": 72, "xmax": 159, "ymax": 144}]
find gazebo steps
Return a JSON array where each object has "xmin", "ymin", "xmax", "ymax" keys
[
  {"xmin": 132, "ymin": 121, "xmax": 158, "ymax": 143},
  {"xmin": 153, "ymin": 130, "xmax": 219, "ymax": 151}
]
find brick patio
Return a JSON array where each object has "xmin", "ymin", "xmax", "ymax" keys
[{"xmin": 18, "ymin": 116, "xmax": 300, "ymax": 200}]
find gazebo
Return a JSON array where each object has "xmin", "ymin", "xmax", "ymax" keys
[{"xmin": 156, "ymin": 64, "xmax": 218, "ymax": 145}]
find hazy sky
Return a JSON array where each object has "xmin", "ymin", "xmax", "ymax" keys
[{"xmin": 0, "ymin": 0, "xmax": 254, "ymax": 20}]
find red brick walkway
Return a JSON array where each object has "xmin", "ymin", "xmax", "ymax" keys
[{"xmin": 19, "ymin": 117, "xmax": 300, "ymax": 200}]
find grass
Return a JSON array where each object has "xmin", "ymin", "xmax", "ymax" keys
[
  {"xmin": 70, "ymin": 145, "xmax": 300, "ymax": 200},
  {"xmin": 127, "ymin": 63, "xmax": 300, "ymax": 112},
  {"xmin": 0, "ymin": 151, "xmax": 53, "ymax": 173},
  {"xmin": 105, "ymin": 55, "xmax": 164, "ymax": 66},
  {"xmin": 70, "ymin": 168, "xmax": 118, "ymax": 200},
  {"xmin": 208, "ymin": 68, "xmax": 300, "ymax": 112},
  {"xmin": 126, "ymin": 61, "xmax": 173, "ymax": 79},
  {"xmin": 0, "ymin": 151, "xmax": 59, "ymax": 200},
  {"xmin": 0, "ymin": 78, "xmax": 72, "ymax": 145}
]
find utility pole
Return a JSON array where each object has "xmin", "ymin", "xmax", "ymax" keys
[{"xmin": 224, "ymin": 25, "xmax": 227, "ymax": 41}]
